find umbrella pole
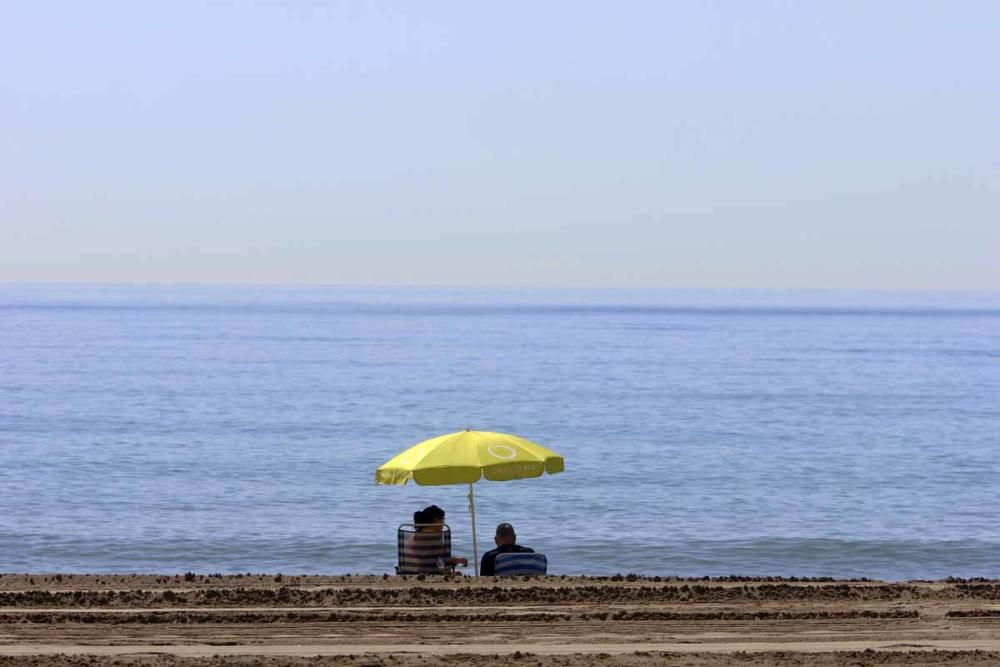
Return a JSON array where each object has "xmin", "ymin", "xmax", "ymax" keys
[{"xmin": 468, "ymin": 482, "xmax": 479, "ymax": 576}]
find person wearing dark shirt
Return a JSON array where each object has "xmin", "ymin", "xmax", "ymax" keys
[{"xmin": 480, "ymin": 522, "xmax": 534, "ymax": 576}]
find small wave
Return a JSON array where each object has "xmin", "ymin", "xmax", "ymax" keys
[
  {"xmin": 535, "ymin": 537, "xmax": 1000, "ymax": 581},
  {"xmin": 2, "ymin": 536, "xmax": 997, "ymax": 581}
]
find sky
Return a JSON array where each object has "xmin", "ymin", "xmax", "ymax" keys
[{"xmin": 2, "ymin": 1, "xmax": 998, "ymax": 290}]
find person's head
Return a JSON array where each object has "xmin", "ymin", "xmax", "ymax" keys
[
  {"xmin": 416, "ymin": 505, "xmax": 446, "ymax": 532},
  {"xmin": 423, "ymin": 505, "xmax": 445, "ymax": 522},
  {"xmin": 494, "ymin": 522, "xmax": 516, "ymax": 547}
]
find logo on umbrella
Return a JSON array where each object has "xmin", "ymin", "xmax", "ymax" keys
[{"xmin": 487, "ymin": 445, "xmax": 517, "ymax": 460}]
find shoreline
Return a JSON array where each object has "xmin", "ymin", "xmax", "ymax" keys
[{"xmin": 1, "ymin": 575, "xmax": 1000, "ymax": 665}]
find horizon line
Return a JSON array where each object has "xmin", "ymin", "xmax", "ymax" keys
[{"xmin": 2, "ymin": 280, "xmax": 999, "ymax": 296}]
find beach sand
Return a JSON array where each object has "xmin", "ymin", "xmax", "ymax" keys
[{"xmin": 1, "ymin": 574, "xmax": 1000, "ymax": 665}]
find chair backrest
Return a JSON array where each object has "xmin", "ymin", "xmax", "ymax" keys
[
  {"xmin": 397, "ymin": 523, "xmax": 452, "ymax": 574},
  {"xmin": 494, "ymin": 552, "xmax": 547, "ymax": 576}
]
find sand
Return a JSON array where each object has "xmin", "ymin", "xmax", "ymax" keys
[{"xmin": 1, "ymin": 573, "xmax": 1000, "ymax": 665}]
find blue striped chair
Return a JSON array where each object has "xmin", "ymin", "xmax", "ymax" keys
[{"xmin": 494, "ymin": 552, "xmax": 547, "ymax": 576}]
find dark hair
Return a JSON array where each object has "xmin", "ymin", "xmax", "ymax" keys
[
  {"xmin": 423, "ymin": 505, "xmax": 445, "ymax": 522},
  {"xmin": 413, "ymin": 509, "xmax": 427, "ymax": 525}
]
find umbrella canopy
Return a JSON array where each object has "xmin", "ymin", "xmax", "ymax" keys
[
  {"xmin": 376, "ymin": 430, "xmax": 564, "ymax": 486},
  {"xmin": 376, "ymin": 429, "xmax": 564, "ymax": 575}
]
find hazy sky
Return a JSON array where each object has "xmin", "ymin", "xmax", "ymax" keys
[{"xmin": 2, "ymin": 1, "xmax": 998, "ymax": 289}]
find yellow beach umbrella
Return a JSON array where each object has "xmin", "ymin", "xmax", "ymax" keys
[{"xmin": 376, "ymin": 429, "xmax": 564, "ymax": 575}]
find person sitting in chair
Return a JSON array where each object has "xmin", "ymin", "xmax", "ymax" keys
[
  {"xmin": 480, "ymin": 522, "xmax": 534, "ymax": 576},
  {"xmin": 411, "ymin": 505, "xmax": 468, "ymax": 568}
]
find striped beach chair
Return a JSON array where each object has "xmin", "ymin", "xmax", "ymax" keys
[
  {"xmin": 494, "ymin": 552, "xmax": 547, "ymax": 576},
  {"xmin": 396, "ymin": 523, "xmax": 453, "ymax": 574}
]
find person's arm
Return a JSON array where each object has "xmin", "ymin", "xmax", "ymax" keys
[{"xmin": 480, "ymin": 551, "xmax": 496, "ymax": 576}]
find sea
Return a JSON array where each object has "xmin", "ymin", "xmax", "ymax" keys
[{"xmin": 1, "ymin": 284, "xmax": 998, "ymax": 581}]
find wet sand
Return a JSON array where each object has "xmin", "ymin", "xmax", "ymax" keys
[{"xmin": 2, "ymin": 574, "xmax": 1000, "ymax": 665}]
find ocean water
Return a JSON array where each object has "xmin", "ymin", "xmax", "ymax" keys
[{"xmin": 1, "ymin": 284, "xmax": 998, "ymax": 581}]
